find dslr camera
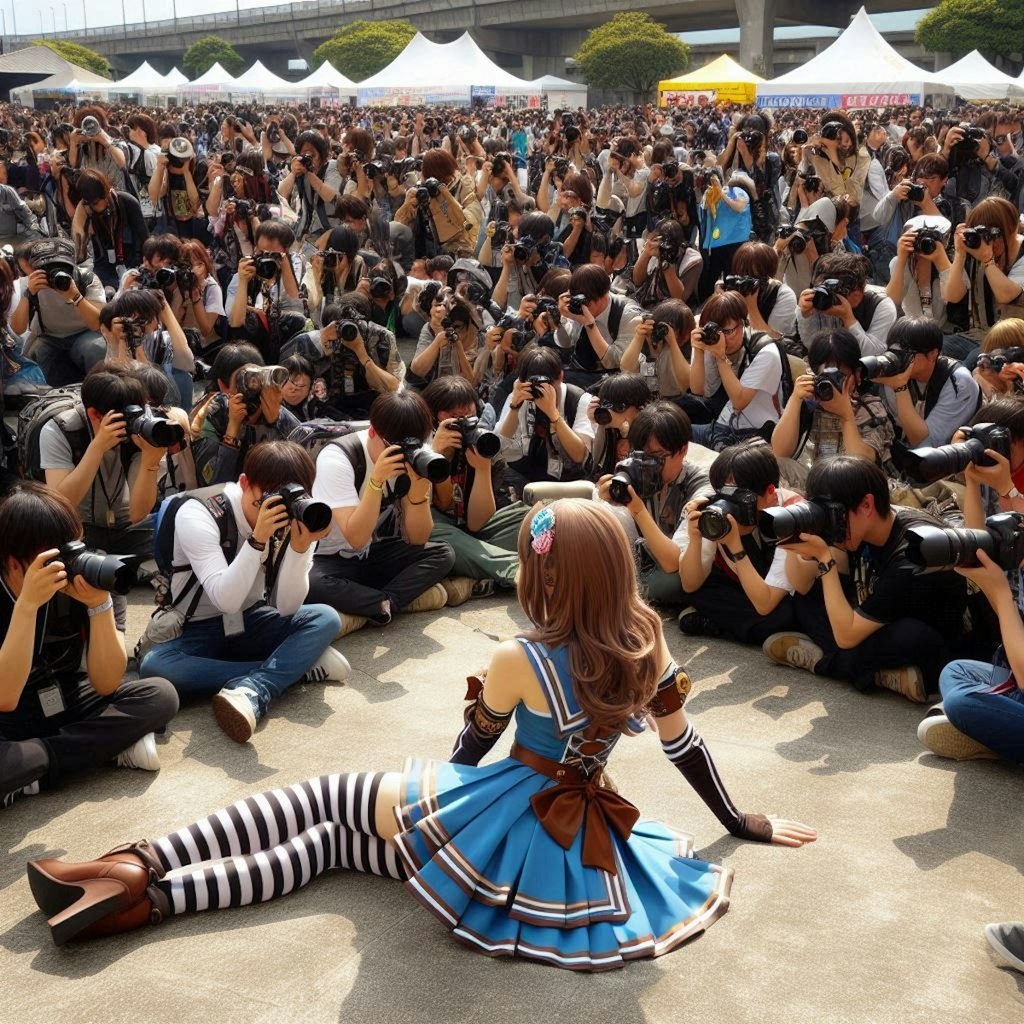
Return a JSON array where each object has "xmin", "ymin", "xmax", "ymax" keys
[
  {"xmin": 698, "ymin": 486, "xmax": 760, "ymax": 541},
  {"xmin": 233, "ymin": 198, "xmax": 254, "ymax": 219},
  {"xmin": 566, "ymin": 293, "xmax": 588, "ymax": 315},
  {"xmin": 700, "ymin": 322, "xmax": 723, "ymax": 345},
  {"xmin": 414, "ymin": 177, "xmax": 442, "ymax": 206},
  {"xmin": 778, "ymin": 225, "xmax": 810, "ymax": 255},
  {"xmin": 136, "ymin": 266, "xmax": 177, "ymax": 290},
  {"xmin": 393, "ymin": 438, "xmax": 451, "ymax": 495},
  {"xmin": 268, "ymin": 483, "xmax": 332, "ymax": 532},
  {"xmin": 496, "ymin": 313, "xmax": 527, "ymax": 350},
  {"xmin": 238, "ymin": 365, "xmax": 288, "ymax": 413},
  {"xmin": 914, "ymin": 228, "xmax": 943, "ymax": 254},
  {"xmin": 811, "ymin": 278, "xmax": 844, "ymax": 312},
  {"xmin": 123, "ymin": 404, "xmax": 186, "ymax": 449},
  {"xmin": 254, "ymin": 252, "xmax": 283, "ymax": 280},
  {"xmin": 298, "ymin": 154, "xmax": 315, "ymax": 172},
  {"xmin": 905, "ymin": 512, "xmax": 1024, "ymax": 573},
  {"xmin": 453, "ymin": 416, "xmax": 500, "ymax": 459},
  {"xmin": 608, "ymin": 451, "xmax": 663, "ymax": 504},
  {"xmin": 898, "ymin": 422, "xmax": 1011, "ymax": 486},
  {"xmin": 334, "ymin": 305, "xmax": 369, "ymax": 344},
  {"xmin": 658, "ymin": 238, "xmax": 680, "ymax": 267},
  {"xmin": 820, "ymin": 122, "xmax": 843, "ymax": 142},
  {"xmin": 977, "ymin": 346, "xmax": 1024, "ymax": 373},
  {"xmin": 963, "ymin": 225, "xmax": 1002, "ymax": 249},
  {"xmin": 858, "ymin": 348, "xmax": 914, "ymax": 381},
  {"xmin": 50, "ymin": 541, "xmax": 136, "ymax": 596},
  {"xmin": 759, "ymin": 498, "xmax": 850, "ymax": 546},
  {"xmin": 528, "ymin": 374, "xmax": 553, "ymax": 400},
  {"xmin": 514, "ymin": 236, "xmax": 538, "ymax": 263},
  {"xmin": 641, "ymin": 313, "xmax": 669, "ymax": 344},
  {"xmin": 723, "ymin": 274, "xmax": 759, "ymax": 297},
  {"xmin": 906, "ymin": 183, "xmax": 926, "ymax": 202},
  {"xmin": 792, "ymin": 128, "xmax": 809, "ymax": 145},
  {"xmin": 811, "ymin": 367, "xmax": 847, "ymax": 403}
]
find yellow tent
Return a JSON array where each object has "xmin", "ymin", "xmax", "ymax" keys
[{"xmin": 658, "ymin": 53, "xmax": 764, "ymax": 107}]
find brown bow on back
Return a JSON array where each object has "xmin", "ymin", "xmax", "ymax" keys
[{"xmin": 530, "ymin": 780, "xmax": 640, "ymax": 876}]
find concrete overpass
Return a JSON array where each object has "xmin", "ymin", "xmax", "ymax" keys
[{"xmin": 5, "ymin": 0, "xmax": 927, "ymax": 81}]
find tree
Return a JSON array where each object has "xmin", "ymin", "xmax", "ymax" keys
[
  {"xmin": 182, "ymin": 35, "xmax": 246, "ymax": 80},
  {"xmin": 575, "ymin": 12, "xmax": 689, "ymax": 97},
  {"xmin": 312, "ymin": 19, "xmax": 417, "ymax": 81},
  {"xmin": 32, "ymin": 40, "xmax": 111, "ymax": 79},
  {"xmin": 916, "ymin": 0, "xmax": 1024, "ymax": 62}
]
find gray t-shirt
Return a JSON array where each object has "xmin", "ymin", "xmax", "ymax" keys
[{"xmin": 28, "ymin": 273, "xmax": 106, "ymax": 339}]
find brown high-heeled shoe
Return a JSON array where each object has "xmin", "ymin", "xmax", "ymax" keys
[{"xmin": 26, "ymin": 840, "xmax": 171, "ymax": 946}]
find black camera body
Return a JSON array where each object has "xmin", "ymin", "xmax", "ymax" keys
[
  {"xmin": 137, "ymin": 266, "xmax": 176, "ymax": 291},
  {"xmin": 369, "ymin": 274, "xmax": 393, "ymax": 298},
  {"xmin": 778, "ymin": 224, "xmax": 809, "ymax": 255},
  {"xmin": 122, "ymin": 404, "xmax": 185, "ymax": 449},
  {"xmin": 820, "ymin": 121, "xmax": 843, "ymax": 141},
  {"xmin": 899, "ymin": 422, "xmax": 1011, "ymax": 486},
  {"xmin": 234, "ymin": 198, "xmax": 254, "ymax": 219},
  {"xmin": 514, "ymin": 237, "xmax": 537, "ymax": 263},
  {"xmin": 759, "ymin": 498, "xmax": 849, "ymax": 546},
  {"xmin": 46, "ymin": 265, "xmax": 75, "ymax": 292},
  {"xmin": 701, "ymin": 322, "xmax": 722, "ymax": 344},
  {"xmin": 53, "ymin": 541, "xmax": 136, "ymax": 595},
  {"xmin": 977, "ymin": 346, "xmax": 1024, "ymax": 373},
  {"xmin": 812, "ymin": 367, "xmax": 847, "ymax": 403},
  {"xmin": 792, "ymin": 128, "xmax": 809, "ymax": 145},
  {"xmin": 363, "ymin": 161, "xmax": 384, "ymax": 180},
  {"xmin": 963, "ymin": 225, "xmax": 1002, "ymax": 249},
  {"xmin": 906, "ymin": 511, "xmax": 1024, "ymax": 573},
  {"xmin": 906, "ymin": 183, "xmax": 926, "ymax": 202},
  {"xmin": 272, "ymin": 482, "xmax": 332, "ymax": 532},
  {"xmin": 396, "ymin": 437, "xmax": 451, "ymax": 486},
  {"xmin": 858, "ymin": 348, "xmax": 914, "ymax": 381},
  {"xmin": 238, "ymin": 365, "xmax": 288, "ymax": 413},
  {"xmin": 553, "ymin": 158, "xmax": 570, "ymax": 178},
  {"xmin": 567, "ymin": 293, "xmax": 587, "ymax": 315},
  {"xmin": 298, "ymin": 154, "xmax": 315, "ymax": 172},
  {"xmin": 609, "ymin": 451, "xmax": 663, "ymax": 505},
  {"xmin": 914, "ymin": 228, "xmax": 943, "ymax": 254},
  {"xmin": 658, "ymin": 239, "xmax": 679, "ymax": 266},
  {"xmin": 453, "ymin": 416, "xmax": 500, "ymax": 459},
  {"xmin": 492, "ymin": 220, "xmax": 511, "ymax": 248},
  {"xmin": 254, "ymin": 252, "xmax": 282, "ymax": 280},
  {"xmin": 698, "ymin": 485, "xmax": 760, "ymax": 541},
  {"xmin": 528, "ymin": 374, "xmax": 553, "ymax": 401},
  {"xmin": 811, "ymin": 278, "xmax": 843, "ymax": 312},
  {"xmin": 176, "ymin": 263, "xmax": 194, "ymax": 293},
  {"xmin": 723, "ymin": 274, "xmax": 759, "ymax": 297}
]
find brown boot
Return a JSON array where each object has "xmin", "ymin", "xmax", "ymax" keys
[{"xmin": 26, "ymin": 840, "xmax": 171, "ymax": 947}]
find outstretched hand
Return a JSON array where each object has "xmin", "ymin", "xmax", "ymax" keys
[{"xmin": 767, "ymin": 818, "xmax": 818, "ymax": 848}]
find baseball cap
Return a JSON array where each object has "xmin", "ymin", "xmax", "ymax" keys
[
  {"xmin": 168, "ymin": 137, "xmax": 195, "ymax": 160},
  {"xmin": 271, "ymin": 140, "xmax": 291, "ymax": 156},
  {"xmin": 80, "ymin": 116, "xmax": 101, "ymax": 138},
  {"xmin": 904, "ymin": 213, "xmax": 951, "ymax": 238},
  {"xmin": 796, "ymin": 197, "xmax": 838, "ymax": 233}
]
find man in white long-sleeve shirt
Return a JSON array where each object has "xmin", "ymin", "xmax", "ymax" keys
[{"xmin": 138, "ymin": 441, "xmax": 347, "ymax": 743}]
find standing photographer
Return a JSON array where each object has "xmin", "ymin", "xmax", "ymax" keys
[
  {"xmin": 148, "ymin": 138, "xmax": 204, "ymax": 240},
  {"xmin": 70, "ymin": 170, "xmax": 147, "ymax": 291},
  {"xmin": 717, "ymin": 114, "xmax": 782, "ymax": 244},
  {"xmin": 801, "ymin": 112, "xmax": 869, "ymax": 234},
  {"xmin": 137, "ymin": 441, "xmax": 347, "ymax": 745},
  {"xmin": 278, "ymin": 131, "xmax": 342, "ymax": 244},
  {"xmin": 0, "ymin": 482, "xmax": 178, "ymax": 808},
  {"xmin": 886, "ymin": 214, "xmax": 953, "ymax": 328}
]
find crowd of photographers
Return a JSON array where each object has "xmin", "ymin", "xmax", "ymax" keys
[{"xmin": 0, "ymin": 94, "xmax": 1022, "ymax": 813}]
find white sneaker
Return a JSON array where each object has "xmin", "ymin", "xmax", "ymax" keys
[
  {"xmin": 917, "ymin": 713, "xmax": 999, "ymax": 760},
  {"xmin": 985, "ymin": 922, "xmax": 1024, "ymax": 973},
  {"xmin": 212, "ymin": 687, "xmax": 260, "ymax": 744},
  {"xmin": 115, "ymin": 732, "xmax": 161, "ymax": 771},
  {"xmin": 762, "ymin": 632, "xmax": 823, "ymax": 674},
  {"xmin": 2, "ymin": 780, "xmax": 40, "ymax": 808},
  {"xmin": 304, "ymin": 646, "xmax": 352, "ymax": 684}
]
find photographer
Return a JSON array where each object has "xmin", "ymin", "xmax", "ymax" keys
[
  {"xmin": 0, "ymin": 483, "xmax": 178, "ymax": 807},
  {"xmin": 410, "ymin": 291, "xmax": 488, "ymax": 389},
  {"xmin": 496, "ymin": 346, "xmax": 594, "ymax": 496},
  {"xmin": 555, "ymin": 264, "xmax": 644, "ymax": 389},
  {"xmin": 422, "ymin": 376, "xmax": 524, "ymax": 598},
  {"xmin": 620, "ymin": 298, "xmax": 694, "ymax": 405},
  {"xmin": 772, "ymin": 328, "xmax": 894, "ymax": 469},
  {"xmin": 148, "ymin": 138, "xmax": 204, "ymax": 240},
  {"xmin": 631, "ymin": 218, "xmax": 702, "ymax": 307},
  {"xmin": 123, "ymin": 113, "xmax": 162, "ymax": 230},
  {"xmin": 70, "ymin": 169, "xmax": 147, "ymax": 290},
  {"xmin": 491, "ymin": 212, "xmax": 557, "ymax": 312},
  {"xmin": 68, "ymin": 110, "xmax": 128, "ymax": 193},
  {"xmin": 548, "ymin": 171, "xmax": 595, "ymax": 266},
  {"xmin": 886, "ymin": 214, "xmax": 953, "ymax": 328},
  {"xmin": 584, "ymin": 373, "xmax": 654, "ymax": 479},
  {"xmin": 940, "ymin": 121, "xmax": 1021, "ymax": 214},
  {"xmin": 727, "ymin": 241, "xmax": 798, "ymax": 340},
  {"xmin": 596, "ymin": 136, "xmax": 649, "ymax": 241},
  {"xmin": 12, "ymin": 238, "xmax": 106, "ymax": 387},
  {"xmin": 308, "ymin": 390, "xmax": 457, "ymax": 629},
  {"xmin": 974, "ymin": 320, "xmax": 1024, "ymax": 398},
  {"xmin": 796, "ymin": 251, "xmax": 898, "ymax": 358},
  {"xmin": 768, "ymin": 455, "xmax": 967, "ymax": 703},
  {"xmin": 942, "ymin": 197, "xmax": 1024, "ymax": 365},
  {"xmin": 226, "ymin": 219, "xmax": 307, "ymax": 364},
  {"xmin": 301, "ymin": 225, "xmax": 366, "ymax": 326},
  {"xmin": 286, "ymin": 294, "xmax": 403, "ymax": 420},
  {"xmin": 775, "ymin": 197, "xmax": 849, "ymax": 299},
  {"xmin": 278, "ymin": 131, "xmax": 343, "ymax": 243},
  {"xmin": 717, "ymin": 114, "xmax": 782, "ymax": 244},
  {"xmin": 679, "ymin": 440, "xmax": 800, "ymax": 643},
  {"xmin": 206, "ymin": 151, "xmax": 275, "ymax": 275},
  {"xmin": 688, "ymin": 291, "xmax": 785, "ymax": 451},
  {"xmin": 596, "ymin": 401, "xmax": 712, "ymax": 607},
  {"xmin": 137, "ymin": 441, "xmax": 346, "ymax": 745},
  {"xmin": 176, "ymin": 239, "xmax": 224, "ymax": 346},
  {"xmin": 801, "ymin": 112, "xmax": 869, "ymax": 216},
  {"xmin": 872, "ymin": 317, "xmax": 980, "ymax": 449}
]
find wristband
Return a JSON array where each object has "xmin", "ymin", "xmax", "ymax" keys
[
  {"xmin": 722, "ymin": 547, "xmax": 748, "ymax": 563},
  {"xmin": 509, "ymin": 401, "xmax": 524, "ymax": 411},
  {"xmin": 87, "ymin": 596, "xmax": 114, "ymax": 617},
  {"xmin": 368, "ymin": 477, "xmax": 384, "ymax": 492},
  {"xmin": 549, "ymin": 415, "xmax": 561, "ymax": 427},
  {"xmin": 983, "ymin": 259, "xmax": 995, "ymax": 268},
  {"xmin": 246, "ymin": 536, "xmax": 266, "ymax": 552},
  {"xmin": 815, "ymin": 558, "xmax": 837, "ymax": 578},
  {"xmin": 894, "ymin": 383, "xmax": 910, "ymax": 393},
  {"xmin": 1004, "ymin": 486, "xmax": 1022, "ymax": 500}
]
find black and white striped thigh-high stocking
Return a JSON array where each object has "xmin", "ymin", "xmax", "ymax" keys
[{"xmin": 147, "ymin": 773, "xmax": 406, "ymax": 915}]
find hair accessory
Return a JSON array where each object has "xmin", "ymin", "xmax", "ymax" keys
[{"xmin": 530, "ymin": 506, "xmax": 556, "ymax": 555}]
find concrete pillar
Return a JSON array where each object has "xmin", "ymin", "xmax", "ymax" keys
[{"xmin": 736, "ymin": 0, "xmax": 776, "ymax": 79}]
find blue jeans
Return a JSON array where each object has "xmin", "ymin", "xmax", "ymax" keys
[
  {"xmin": 33, "ymin": 329, "xmax": 106, "ymax": 387},
  {"xmin": 939, "ymin": 659, "xmax": 1024, "ymax": 765},
  {"xmin": 138, "ymin": 603, "xmax": 341, "ymax": 714}
]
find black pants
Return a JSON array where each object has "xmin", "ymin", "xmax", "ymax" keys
[
  {"xmin": 83, "ymin": 521, "xmax": 155, "ymax": 633},
  {"xmin": 308, "ymin": 539, "xmax": 455, "ymax": 619},
  {"xmin": 691, "ymin": 570, "xmax": 797, "ymax": 645},
  {"xmin": 0, "ymin": 676, "xmax": 178, "ymax": 795},
  {"xmin": 794, "ymin": 586, "xmax": 950, "ymax": 691}
]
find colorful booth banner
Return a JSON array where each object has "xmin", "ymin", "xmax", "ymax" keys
[
  {"xmin": 758, "ymin": 92, "xmax": 919, "ymax": 108},
  {"xmin": 662, "ymin": 90, "xmax": 718, "ymax": 107}
]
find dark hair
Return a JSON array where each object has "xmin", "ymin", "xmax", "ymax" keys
[
  {"xmin": 0, "ymin": 481, "xmax": 82, "ymax": 571},
  {"xmin": 597, "ymin": 372, "xmax": 653, "ymax": 411},
  {"xmin": 242, "ymin": 440, "xmax": 315, "ymax": 494},
  {"xmin": 81, "ymin": 361, "xmax": 147, "ymax": 414},
  {"xmin": 141, "ymin": 234, "xmax": 182, "ymax": 264},
  {"xmin": 888, "ymin": 315, "xmax": 943, "ymax": 354},
  {"xmin": 126, "ymin": 113, "xmax": 157, "ymax": 146},
  {"xmin": 322, "ymin": 225, "xmax": 358, "ymax": 259},
  {"xmin": 812, "ymin": 250, "xmax": 871, "ymax": 291},
  {"xmin": 651, "ymin": 298, "xmax": 695, "ymax": 340},
  {"xmin": 345, "ymin": 128, "xmax": 374, "ymax": 160},
  {"xmin": 325, "ymin": 291, "xmax": 371, "ymax": 322},
  {"xmin": 335, "ymin": 195, "xmax": 371, "ymax": 223},
  {"xmin": 807, "ymin": 328, "xmax": 862, "ymax": 374},
  {"xmin": 709, "ymin": 438, "xmax": 779, "ymax": 494},
  {"xmin": 699, "ymin": 291, "xmax": 748, "ymax": 327},
  {"xmin": 254, "ymin": 218, "xmax": 295, "ymax": 250},
  {"xmin": 561, "ymin": 171, "xmax": 593, "ymax": 208},
  {"xmin": 99, "ymin": 289, "xmax": 163, "ymax": 330},
  {"xmin": 518, "ymin": 212, "xmax": 555, "ymax": 244},
  {"xmin": 732, "ymin": 241, "xmax": 779, "ymax": 279},
  {"xmin": 131, "ymin": 364, "xmax": 172, "ymax": 406},
  {"xmin": 0, "ymin": 259, "xmax": 14, "ymax": 326},
  {"xmin": 806, "ymin": 454, "xmax": 891, "ymax": 515},
  {"xmin": 281, "ymin": 353, "xmax": 314, "ymax": 382},
  {"xmin": 569, "ymin": 263, "xmax": 611, "ymax": 303},
  {"xmin": 295, "ymin": 130, "xmax": 328, "ymax": 166},
  {"xmin": 972, "ymin": 396, "xmax": 1024, "ymax": 440},
  {"xmin": 212, "ymin": 343, "xmax": 263, "ymax": 391},
  {"xmin": 913, "ymin": 153, "xmax": 948, "ymax": 180},
  {"xmin": 627, "ymin": 401, "xmax": 692, "ymax": 453},
  {"xmin": 426, "ymin": 254, "xmax": 455, "ymax": 276},
  {"xmin": 76, "ymin": 169, "xmax": 112, "ymax": 205},
  {"xmin": 538, "ymin": 267, "xmax": 571, "ymax": 297},
  {"xmin": 421, "ymin": 376, "xmax": 480, "ymax": 422},
  {"xmin": 369, "ymin": 390, "xmax": 433, "ymax": 443},
  {"xmin": 517, "ymin": 346, "xmax": 563, "ymax": 381}
]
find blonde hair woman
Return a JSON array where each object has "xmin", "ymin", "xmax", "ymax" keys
[{"xmin": 975, "ymin": 318, "xmax": 1024, "ymax": 397}]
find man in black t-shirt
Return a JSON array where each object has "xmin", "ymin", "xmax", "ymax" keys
[{"xmin": 762, "ymin": 455, "xmax": 967, "ymax": 703}]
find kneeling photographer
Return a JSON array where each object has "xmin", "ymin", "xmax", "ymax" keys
[
  {"xmin": 137, "ymin": 441, "xmax": 347, "ymax": 746},
  {"xmin": 765, "ymin": 455, "xmax": 968, "ymax": 703},
  {"xmin": 886, "ymin": 214, "xmax": 953, "ymax": 329},
  {"xmin": 679, "ymin": 439, "xmax": 801, "ymax": 644},
  {"xmin": 596, "ymin": 401, "xmax": 712, "ymax": 607},
  {"xmin": 421, "ymin": 377, "xmax": 524, "ymax": 599},
  {"xmin": 0, "ymin": 482, "xmax": 178, "ymax": 806}
]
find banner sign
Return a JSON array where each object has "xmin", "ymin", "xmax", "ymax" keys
[
  {"xmin": 757, "ymin": 92, "xmax": 920, "ymax": 108},
  {"xmin": 663, "ymin": 90, "xmax": 717, "ymax": 107}
]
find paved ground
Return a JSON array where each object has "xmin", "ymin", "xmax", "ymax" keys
[{"xmin": 2, "ymin": 588, "xmax": 1023, "ymax": 1024}]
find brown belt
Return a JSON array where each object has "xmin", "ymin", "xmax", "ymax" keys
[{"xmin": 511, "ymin": 742, "xmax": 640, "ymax": 876}]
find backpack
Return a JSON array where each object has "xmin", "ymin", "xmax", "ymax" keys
[
  {"xmin": 289, "ymin": 420, "xmax": 367, "ymax": 485},
  {"xmin": 740, "ymin": 332, "xmax": 794, "ymax": 416},
  {"xmin": 16, "ymin": 386, "xmax": 89, "ymax": 481}
]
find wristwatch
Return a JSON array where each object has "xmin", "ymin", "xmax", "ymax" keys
[
  {"xmin": 815, "ymin": 557, "xmax": 837, "ymax": 577},
  {"xmin": 722, "ymin": 547, "xmax": 748, "ymax": 563}
]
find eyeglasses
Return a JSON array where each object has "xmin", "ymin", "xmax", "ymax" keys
[{"xmin": 721, "ymin": 322, "xmax": 744, "ymax": 337}]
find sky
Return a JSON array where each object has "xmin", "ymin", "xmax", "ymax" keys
[{"xmin": 0, "ymin": 1, "xmax": 932, "ymax": 38}]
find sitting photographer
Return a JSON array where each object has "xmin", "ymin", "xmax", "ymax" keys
[
  {"xmin": 410, "ymin": 291, "xmax": 487, "ymax": 390},
  {"xmin": 688, "ymin": 291, "xmax": 785, "ymax": 451},
  {"xmin": 495, "ymin": 346, "xmax": 594, "ymax": 497},
  {"xmin": 584, "ymin": 373, "xmax": 655, "ymax": 479},
  {"xmin": 191, "ymin": 344, "xmax": 300, "ymax": 487},
  {"xmin": 886, "ymin": 214, "xmax": 953, "ymax": 329},
  {"xmin": 421, "ymin": 376, "xmax": 524, "ymax": 598},
  {"xmin": 942, "ymin": 197, "xmax": 1024, "ymax": 366},
  {"xmin": 12, "ymin": 238, "xmax": 106, "ymax": 387},
  {"xmin": 727, "ymin": 241, "xmax": 798, "ymax": 340},
  {"xmin": 767, "ymin": 455, "xmax": 967, "ymax": 703},
  {"xmin": 277, "ymin": 131, "xmax": 343, "ymax": 243},
  {"xmin": 772, "ymin": 328, "xmax": 895, "ymax": 470},
  {"xmin": 300, "ymin": 226, "xmax": 365, "ymax": 327},
  {"xmin": 308, "ymin": 390, "xmax": 457, "ymax": 630},
  {"xmin": 0, "ymin": 483, "xmax": 179, "ymax": 808},
  {"xmin": 596, "ymin": 401, "xmax": 712, "ymax": 607},
  {"xmin": 286, "ymin": 294, "xmax": 403, "ymax": 420},
  {"xmin": 775, "ymin": 197, "xmax": 849, "ymax": 300},
  {"xmin": 71, "ymin": 169, "xmax": 147, "ymax": 290},
  {"xmin": 973, "ymin": 320, "xmax": 1024, "ymax": 398},
  {"xmin": 555, "ymin": 264, "xmax": 644, "ymax": 389},
  {"xmin": 137, "ymin": 441, "xmax": 347, "ymax": 745},
  {"xmin": 491, "ymin": 212, "xmax": 557, "ymax": 312},
  {"xmin": 620, "ymin": 298, "xmax": 695, "ymax": 408},
  {"xmin": 796, "ymin": 251, "xmax": 898, "ymax": 358},
  {"xmin": 226, "ymin": 219, "xmax": 307, "ymax": 364},
  {"xmin": 870, "ymin": 317, "xmax": 980, "ymax": 449},
  {"xmin": 631, "ymin": 218, "xmax": 702, "ymax": 307},
  {"xmin": 679, "ymin": 439, "xmax": 801, "ymax": 643}
]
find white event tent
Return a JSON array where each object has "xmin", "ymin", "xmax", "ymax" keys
[
  {"xmin": 230, "ymin": 60, "xmax": 304, "ymax": 97},
  {"xmin": 528, "ymin": 74, "xmax": 587, "ymax": 110},
  {"xmin": 943, "ymin": 51, "xmax": 1024, "ymax": 100},
  {"xmin": 165, "ymin": 67, "xmax": 189, "ymax": 88},
  {"xmin": 11, "ymin": 63, "xmax": 111, "ymax": 105},
  {"xmin": 179, "ymin": 62, "xmax": 237, "ymax": 97},
  {"xmin": 99, "ymin": 61, "xmax": 183, "ymax": 102},
  {"xmin": 358, "ymin": 32, "xmax": 541, "ymax": 107},
  {"xmin": 295, "ymin": 61, "xmax": 358, "ymax": 103},
  {"xmin": 756, "ymin": 7, "xmax": 954, "ymax": 108}
]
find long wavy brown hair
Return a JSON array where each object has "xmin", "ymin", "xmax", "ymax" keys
[{"xmin": 517, "ymin": 500, "xmax": 662, "ymax": 732}]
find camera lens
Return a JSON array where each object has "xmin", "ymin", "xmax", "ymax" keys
[
  {"xmin": 759, "ymin": 502, "xmax": 830, "ymax": 543},
  {"xmin": 792, "ymin": 128, "xmax": 808, "ymax": 144},
  {"xmin": 290, "ymin": 495, "xmax": 332, "ymax": 532},
  {"xmin": 697, "ymin": 503, "xmax": 732, "ymax": 541}
]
